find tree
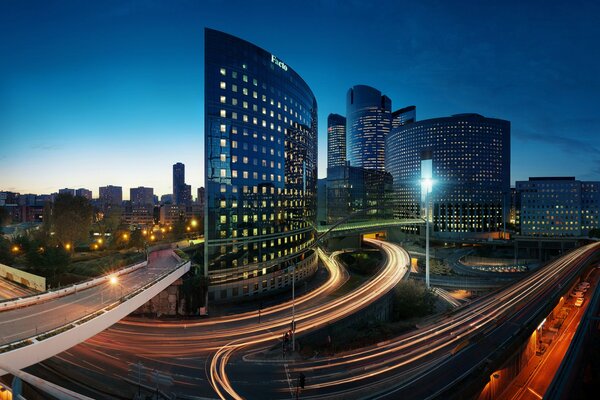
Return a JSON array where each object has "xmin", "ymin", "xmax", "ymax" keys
[
  {"xmin": 392, "ymin": 280, "xmax": 437, "ymax": 320},
  {"xmin": 0, "ymin": 236, "xmax": 15, "ymax": 265},
  {"xmin": 589, "ymin": 228, "xmax": 600, "ymax": 238},
  {"xmin": 51, "ymin": 193, "xmax": 93, "ymax": 246},
  {"xmin": 0, "ymin": 207, "xmax": 11, "ymax": 228}
]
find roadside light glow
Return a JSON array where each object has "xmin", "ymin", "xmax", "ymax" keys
[
  {"xmin": 142, "ymin": 230, "xmax": 147, "ymax": 236},
  {"xmin": 186, "ymin": 226, "xmax": 191, "ymax": 231},
  {"xmin": 93, "ymin": 244, "xmax": 99, "ymax": 250},
  {"xmin": 97, "ymin": 238, "xmax": 103, "ymax": 244},
  {"xmin": 191, "ymin": 219, "xmax": 198, "ymax": 228},
  {"xmin": 110, "ymin": 276, "xmax": 118, "ymax": 285},
  {"xmin": 65, "ymin": 243, "xmax": 71, "ymax": 250},
  {"xmin": 161, "ymin": 228, "xmax": 166, "ymax": 233},
  {"xmin": 150, "ymin": 234, "xmax": 156, "ymax": 241},
  {"xmin": 122, "ymin": 233, "xmax": 129, "ymax": 240},
  {"xmin": 11, "ymin": 245, "xmax": 19, "ymax": 252}
]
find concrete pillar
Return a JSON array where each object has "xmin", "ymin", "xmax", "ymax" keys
[{"xmin": 11, "ymin": 377, "xmax": 22, "ymax": 398}]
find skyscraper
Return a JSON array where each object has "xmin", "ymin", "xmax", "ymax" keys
[
  {"xmin": 385, "ymin": 113, "xmax": 510, "ymax": 238},
  {"xmin": 346, "ymin": 85, "xmax": 391, "ymax": 171},
  {"xmin": 392, "ymin": 105, "xmax": 416, "ymax": 128},
  {"xmin": 173, "ymin": 162, "xmax": 186, "ymax": 205},
  {"xmin": 204, "ymin": 28, "xmax": 318, "ymax": 301},
  {"xmin": 327, "ymin": 113, "xmax": 346, "ymax": 168}
]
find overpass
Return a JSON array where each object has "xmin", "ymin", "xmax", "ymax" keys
[
  {"xmin": 0, "ymin": 249, "xmax": 190, "ymax": 376},
  {"xmin": 316, "ymin": 218, "xmax": 423, "ymax": 239}
]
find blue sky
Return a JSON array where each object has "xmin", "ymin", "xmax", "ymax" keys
[{"xmin": 1, "ymin": 0, "xmax": 599, "ymax": 198}]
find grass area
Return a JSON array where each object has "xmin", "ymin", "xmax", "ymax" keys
[
  {"xmin": 339, "ymin": 250, "xmax": 382, "ymax": 276},
  {"xmin": 66, "ymin": 251, "xmax": 145, "ymax": 279}
]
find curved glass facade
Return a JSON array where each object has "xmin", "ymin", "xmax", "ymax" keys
[
  {"xmin": 385, "ymin": 114, "xmax": 510, "ymax": 238},
  {"xmin": 204, "ymin": 29, "xmax": 318, "ymax": 301},
  {"xmin": 346, "ymin": 85, "xmax": 391, "ymax": 171}
]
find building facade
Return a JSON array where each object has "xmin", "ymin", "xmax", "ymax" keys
[
  {"xmin": 346, "ymin": 85, "xmax": 391, "ymax": 171},
  {"xmin": 204, "ymin": 28, "xmax": 318, "ymax": 301},
  {"xmin": 385, "ymin": 114, "xmax": 510, "ymax": 238},
  {"xmin": 326, "ymin": 165, "xmax": 393, "ymax": 224},
  {"xmin": 327, "ymin": 113, "xmax": 346, "ymax": 168},
  {"xmin": 99, "ymin": 185, "xmax": 123, "ymax": 207},
  {"xmin": 516, "ymin": 177, "xmax": 600, "ymax": 237},
  {"xmin": 130, "ymin": 186, "xmax": 154, "ymax": 206},
  {"xmin": 173, "ymin": 163, "xmax": 191, "ymax": 206},
  {"xmin": 392, "ymin": 105, "xmax": 416, "ymax": 128},
  {"xmin": 75, "ymin": 188, "xmax": 92, "ymax": 200}
]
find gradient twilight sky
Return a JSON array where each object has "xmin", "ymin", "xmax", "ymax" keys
[{"xmin": 1, "ymin": 0, "xmax": 600, "ymax": 199}]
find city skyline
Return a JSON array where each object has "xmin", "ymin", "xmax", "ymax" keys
[{"xmin": 2, "ymin": 0, "xmax": 600, "ymax": 196}]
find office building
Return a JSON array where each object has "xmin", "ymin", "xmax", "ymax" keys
[
  {"xmin": 326, "ymin": 165, "xmax": 393, "ymax": 224},
  {"xmin": 327, "ymin": 113, "xmax": 346, "ymax": 168},
  {"xmin": 392, "ymin": 105, "xmax": 416, "ymax": 128},
  {"xmin": 205, "ymin": 28, "xmax": 318, "ymax": 301},
  {"xmin": 99, "ymin": 185, "xmax": 123, "ymax": 207},
  {"xmin": 197, "ymin": 187, "xmax": 205, "ymax": 208},
  {"xmin": 516, "ymin": 177, "xmax": 600, "ymax": 237},
  {"xmin": 346, "ymin": 85, "xmax": 391, "ymax": 171},
  {"xmin": 173, "ymin": 163, "xmax": 192, "ymax": 206},
  {"xmin": 386, "ymin": 113, "xmax": 510, "ymax": 238},
  {"xmin": 130, "ymin": 186, "xmax": 154, "ymax": 206},
  {"xmin": 75, "ymin": 188, "xmax": 92, "ymax": 200}
]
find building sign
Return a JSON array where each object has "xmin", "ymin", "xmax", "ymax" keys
[{"xmin": 271, "ymin": 54, "xmax": 288, "ymax": 71}]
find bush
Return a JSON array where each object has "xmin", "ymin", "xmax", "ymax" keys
[
  {"xmin": 392, "ymin": 280, "xmax": 437, "ymax": 320},
  {"xmin": 339, "ymin": 251, "xmax": 382, "ymax": 276}
]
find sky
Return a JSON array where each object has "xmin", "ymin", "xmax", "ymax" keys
[{"xmin": 1, "ymin": 0, "xmax": 599, "ymax": 199}]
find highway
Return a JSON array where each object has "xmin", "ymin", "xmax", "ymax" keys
[
  {"xmin": 24, "ymin": 239, "xmax": 409, "ymax": 399},
  {"xmin": 215, "ymin": 242, "xmax": 598, "ymax": 399},
  {"xmin": 0, "ymin": 276, "xmax": 33, "ymax": 300},
  {"xmin": 20, "ymin": 241, "xmax": 597, "ymax": 399},
  {"xmin": 0, "ymin": 250, "xmax": 181, "ymax": 347}
]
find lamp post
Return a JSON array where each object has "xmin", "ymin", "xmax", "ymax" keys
[
  {"xmin": 110, "ymin": 275, "xmax": 124, "ymax": 302},
  {"xmin": 421, "ymin": 150, "xmax": 433, "ymax": 290}
]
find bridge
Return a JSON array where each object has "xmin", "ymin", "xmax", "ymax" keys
[
  {"xmin": 316, "ymin": 218, "xmax": 422, "ymax": 237},
  {"xmin": 0, "ymin": 249, "xmax": 190, "ymax": 376}
]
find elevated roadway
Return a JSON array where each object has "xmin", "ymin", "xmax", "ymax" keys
[{"xmin": 0, "ymin": 249, "xmax": 190, "ymax": 375}]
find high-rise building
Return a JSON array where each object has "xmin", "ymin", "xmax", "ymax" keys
[
  {"xmin": 346, "ymin": 85, "xmax": 391, "ymax": 171},
  {"xmin": 75, "ymin": 188, "xmax": 92, "ymax": 200},
  {"xmin": 385, "ymin": 113, "xmax": 510, "ymax": 238},
  {"xmin": 205, "ymin": 28, "xmax": 318, "ymax": 301},
  {"xmin": 58, "ymin": 188, "xmax": 75, "ymax": 196},
  {"xmin": 197, "ymin": 187, "xmax": 205, "ymax": 208},
  {"xmin": 160, "ymin": 194, "xmax": 174, "ymax": 204},
  {"xmin": 130, "ymin": 186, "xmax": 154, "ymax": 206},
  {"xmin": 99, "ymin": 185, "xmax": 123, "ymax": 207},
  {"xmin": 327, "ymin": 113, "xmax": 346, "ymax": 168},
  {"xmin": 516, "ymin": 177, "xmax": 600, "ymax": 237},
  {"xmin": 392, "ymin": 105, "xmax": 416, "ymax": 128},
  {"xmin": 173, "ymin": 162, "xmax": 188, "ymax": 205},
  {"xmin": 326, "ymin": 165, "xmax": 393, "ymax": 224}
]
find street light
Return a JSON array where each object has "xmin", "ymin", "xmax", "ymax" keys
[
  {"xmin": 110, "ymin": 275, "xmax": 124, "ymax": 301},
  {"xmin": 421, "ymin": 151, "xmax": 433, "ymax": 289}
]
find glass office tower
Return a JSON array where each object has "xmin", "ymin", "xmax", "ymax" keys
[
  {"xmin": 346, "ymin": 85, "xmax": 391, "ymax": 171},
  {"xmin": 386, "ymin": 114, "xmax": 510, "ymax": 239},
  {"xmin": 327, "ymin": 113, "xmax": 346, "ymax": 168},
  {"xmin": 204, "ymin": 28, "xmax": 318, "ymax": 301}
]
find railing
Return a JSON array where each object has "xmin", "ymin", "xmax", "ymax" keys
[{"xmin": 0, "ymin": 260, "xmax": 190, "ymax": 352}]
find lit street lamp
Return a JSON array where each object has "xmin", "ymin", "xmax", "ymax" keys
[
  {"xmin": 110, "ymin": 275, "xmax": 125, "ymax": 302},
  {"xmin": 421, "ymin": 151, "xmax": 433, "ymax": 289}
]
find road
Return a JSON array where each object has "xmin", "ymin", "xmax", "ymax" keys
[
  {"xmin": 503, "ymin": 265, "xmax": 600, "ymax": 400},
  {"xmin": 22, "ymin": 241, "xmax": 597, "ymax": 399},
  {"xmin": 0, "ymin": 276, "xmax": 33, "ymax": 300},
  {"xmin": 0, "ymin": 250, "xmax": 181, "ymax": 346},
  {"xmin": 24, "ymin": 240, "xmax": 409, "ymax": 399}
]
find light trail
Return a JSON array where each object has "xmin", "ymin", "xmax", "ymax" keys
[{"xmin": 208, "ymin": 239, "xmax": 410, "ymax": 399}]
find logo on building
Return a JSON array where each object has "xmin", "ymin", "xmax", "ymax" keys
[{"xmin": 271, "ymin": 54, "xmax": 288, "ymax": 71}]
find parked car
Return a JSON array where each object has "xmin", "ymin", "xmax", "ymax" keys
[{"xmin": 575, "ymin": 298, "xmax": 584, "ymax": 307}]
